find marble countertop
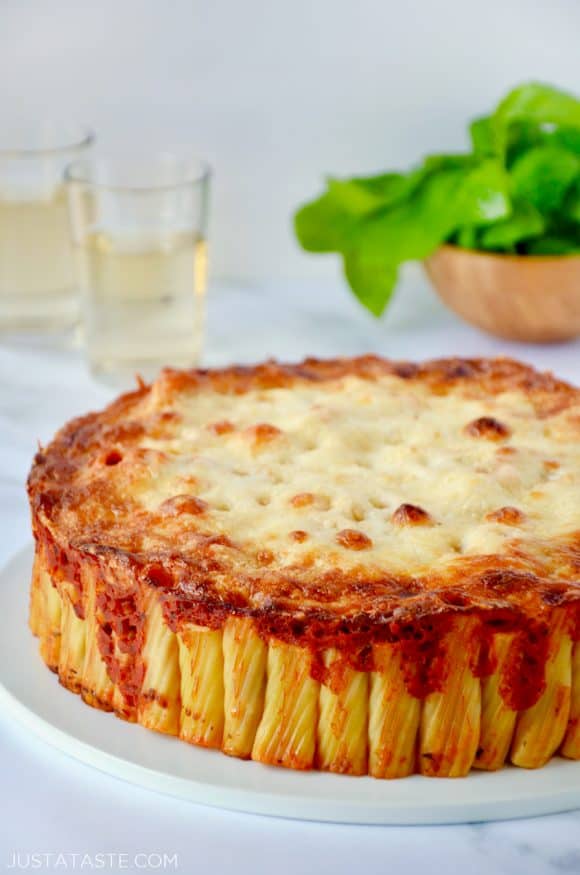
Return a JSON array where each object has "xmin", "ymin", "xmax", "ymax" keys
[{"xmin": 1, "ymin": 269, "xmax": 579, "ymax": 874}]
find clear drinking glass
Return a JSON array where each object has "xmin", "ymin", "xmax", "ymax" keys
[
  {"xmin": 0, "ymin": 123, "xmax": 94, "ymax": 332},
  {"xmin": 66, "ymin": 154, "xmax": 211, "ymax": 384}
]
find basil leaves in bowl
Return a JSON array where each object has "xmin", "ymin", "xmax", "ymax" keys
[{"xmin": 294, "ymin": 82, "xmax": 580, "ymax": 342}]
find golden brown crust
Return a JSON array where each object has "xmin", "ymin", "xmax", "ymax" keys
[{"xmin": 28, "ymin": 355, "xmax": 580, "ymax": 708}]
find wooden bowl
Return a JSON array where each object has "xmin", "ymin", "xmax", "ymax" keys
[{"xmin": 424, "ymin": 245, "xmax": 580, "ymax": 343}]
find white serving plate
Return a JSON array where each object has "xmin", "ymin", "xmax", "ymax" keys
[{"xmin": 1, "ymin": 545, "xmax": 579, "ymax": 825}]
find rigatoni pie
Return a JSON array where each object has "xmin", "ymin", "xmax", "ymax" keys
[{"xmin": 28, "ymin": 356, "xmax": 580, "ymax": 778}]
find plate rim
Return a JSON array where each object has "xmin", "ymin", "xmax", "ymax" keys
[{"xmin": 2, "ymin": 543, "xmax": 580, "ymax": 825}]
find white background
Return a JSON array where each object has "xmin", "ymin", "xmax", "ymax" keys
[{"xmin": 1, "ymin": 0, "xmax": 580, "ymax": 282}]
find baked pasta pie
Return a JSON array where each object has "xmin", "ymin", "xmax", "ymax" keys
[{"xmin": 28, "ymin": 356, "xmax": 580, "ymax": 778}]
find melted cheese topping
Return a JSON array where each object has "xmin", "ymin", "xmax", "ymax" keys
[{"xmin": 122, "ymin": 373, "xmax": 579, "ymax": 578}]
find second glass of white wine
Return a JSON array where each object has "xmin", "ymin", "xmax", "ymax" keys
[{"xmin": 66, "ymin": 154, "xmax": 211, "ymax": 385}]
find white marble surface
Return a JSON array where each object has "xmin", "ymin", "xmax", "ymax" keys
[{"xmin": 1, "ymin": 270, "xmax": 579, "ymax": 873}]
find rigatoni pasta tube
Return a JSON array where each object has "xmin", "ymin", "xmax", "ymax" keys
[
  {"xmin": 561, "ymin": 641, "xmax": 580, "ymax": 760},
  {"xmin": 511, "ymin": 613, "xmax": 572, "ymax": 769},
  {"xmin": 58, "ymin": 594, "xmax": 86, "ymax": 693},
  {"xmin": 222, "ymin": 617, "xmax": 267, "ymax": 758},
  {"xmin": 420, "ymin": 618, "xmax": 481, "ymax": 777},
  {"xmin": 369, "ymin": 643, "xmax": 420, "ymax": 778},
  {"xmin": 138, "ymin": 596, "xmax": 180, "ymax": 735},
  {"xmin": 317, "ymin": 648, "xmax": 368, "ymax": 775},
  {"xmin": 178, "ymin": 624, "xmax": 225, "ymax": 748},
  {"xmin": 39, "ymin": 567, "xmax": 62, "ymax": 671},
  {"xmin": 252, "ymin": 640, "xmax": 318, "ymax": 769},
  {"xmin": 28, "ymin": 552, "xmax": 44, "ymax": 638},
  {"xmin": 81, "ymin": 566, "xmax": 115, "ymax": 710},
  {"xmin": 475, "ymin": 633, "xmax": 517, "ymax": 771}
]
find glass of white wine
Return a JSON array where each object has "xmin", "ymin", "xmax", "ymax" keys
[
  {"xmin": 66, "ymin": 154, "xmax": 211, "ymax": 384},
  {"xmin": 0, "ymin": 123, "xmax": 94, "ymax": 333}
]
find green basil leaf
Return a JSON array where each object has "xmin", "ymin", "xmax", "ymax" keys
[
  {"xmin": 456, "ymin": 159, "xmax": 511, "ymax": 224},
  {"xmin": 524, "ymin": 234, "xmax": 580, "ymax": 255},
  {"xmin": 294, "ymin": 170, "xmax": 424, "ymax": 253},
  {"xmin": 505, "ymin": 121, "xmax": 546, "ymax": 167},
  {"xmin": 506, "ymin": 122, "xmax": 580, "ymax": 169},
  {"xmin": 422, "ymin": 154, "xmax": 475, "ymax": 173},
  {"xmin": 553, "ymin": 127, "xmax": 580, "ymax": 154},
  {"xmin": 510, "ymin": 145, "xmax": 579, "ymax": 212},
  {"xmin": 338, "ymin": 170, "xmax": 462, "ymax": 313},
  {"xmin": 294, "ymin": 194, "xmax": 357, "ymax": 252},
  {"xmin": 479, "ymin": 202, "xmax": 545, "ymax": 250},
  {"xmin": 470, "ymin": 116, "xmax": 496, "ymax": 157},
  {"xmin": 293, "ymin": 184, "xmax": 378, "ymax": 252},
  {"xmin": 455, "ymin": 226, "xmax": 479, "ymax": 249},
  {"xmin": 492, "ymin": 82, "xmax": 580, "ymax": 156},
  {"xmin": 343, "ymin": 251, "xmax": 398, "ymax": 316},
  {"xmin": 561, "ymin": 179, "xmax": 580, "ymax": 223},
  {"xmin": 351, "ymin": 170, "xmax": 464, "ymax": 262},
  {"xmin": 341, "ymin": 162, "xmax": 510, "ymax": 314},
  {"xmin": 343, "ymin": 170, "xmax": 424, "ymax": 202}
]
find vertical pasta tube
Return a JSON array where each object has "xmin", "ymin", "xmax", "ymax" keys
[
  {"xmin": 58, "ymin": 594, "xmax": 86, "ymax": 693},
  {"xmin": 138, "ymin": 596, "xmax": 180, "ymax": 735},
  {"xmin": 222, "ymin": 617, "xmax": 267, "ymax": 758},
  {"xmin": 475, "ymin": 633, "xmax": 517, "ymax": 770},
  {"xmin": 511, "ymin": 613, "xmax": 572, "ymax": 768},
  {"xmin": 252, "ymin": 640, "xmax": 319, "ymax": 770},
  {"xmin": 317, "ymin": 649, "xmax": 368, "ymax": 775},
  {"xmin": 561, "ymin": 641, "xmax": 580, "ymax": 760},
  {"xmin": 369, "ymin": 643, "xmax": 420, "ymax": 778},
  {"xmin": 109, "ymin": 602, "xmax": 141, "ymax": 722},
  {"xmin": 420, "ymin": 618, "xmax": 481, "ymax": 777},
  {"xmin": 28, "ymin": 551, "xmax": 44, "ymax": 638},
  {"xmin": 39, "ymin": 567, "xmax": 63, "ymax": 671},
  {"xmin": 81, "ymin": 566, "xmax": 115, "ymax": 710},
  {"xmin": 178, "ymin": 624, "xmax": 224, "ymax": 748}
]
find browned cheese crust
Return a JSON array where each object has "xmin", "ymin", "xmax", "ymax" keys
[{"xmin": 27, "ymin": 356, "xmax": 580, "ymax": 777}]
